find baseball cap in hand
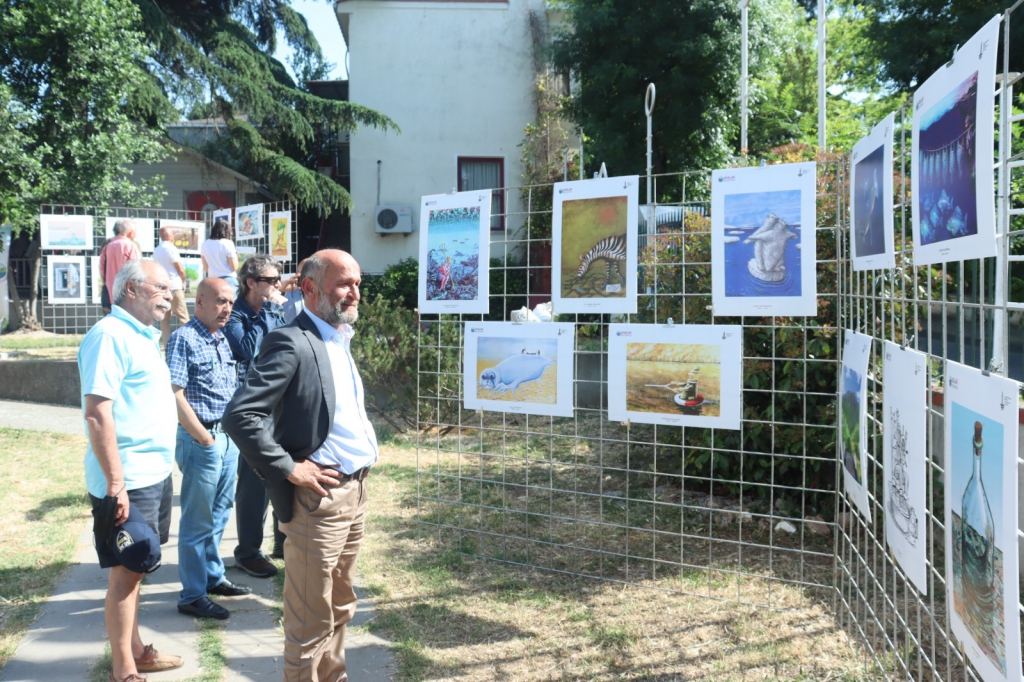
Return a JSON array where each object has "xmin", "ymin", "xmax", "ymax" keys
[{"xmin": 112, "ymin": 505, "xmax": 162, "ymax": 574}]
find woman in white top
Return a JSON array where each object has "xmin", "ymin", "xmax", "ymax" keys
[{"xmin": 202, "ymin": 217, "xmax": 239, "ymax": 292}]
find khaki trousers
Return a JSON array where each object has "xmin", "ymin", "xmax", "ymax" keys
[
  {"xmin": 280, "ymin": 478, "xmax": 367, "ymax": 682},
  {"xmin": 160, "ymin": 289, "xmax": 190, "ymax": 350}
]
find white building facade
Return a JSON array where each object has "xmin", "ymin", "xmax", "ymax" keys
[{"xmin": 336, "ymin": 0, "xmax": 560, "ymax": 273}]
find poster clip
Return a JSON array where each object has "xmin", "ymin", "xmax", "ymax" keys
[
  {"xmin": 623, "ymin": 419, "xmax": 631, "ymax": 429},
  {"xmin": 899, "ymin": 334, "xmax": 915, "ymax": 351},
  {"xmin": 512, "ymin": 311, "xmax": 525, "ymax": 326},
  {"xmin": 946, "ymin": 44, "xmax": 960, "ymax": 68},
  {"xmin": 593, "ymin": 162, "xmax": 608, "ymax": 179},
  {"xmin": 759, "ymin": 159, "xmax": 767, "ymax": 168},
  {"xmin": 665, "ymin": 317, "xmax": 675, "ymax": 328}
]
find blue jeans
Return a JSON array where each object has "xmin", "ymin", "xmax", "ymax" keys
[{"xmin": 175, "ymin": 424, "xmax": 238, "ymax": 605}]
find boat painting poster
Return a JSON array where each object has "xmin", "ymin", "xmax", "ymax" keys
[
  {"xmin": 851, "ymin": 113, "xmax": 896, "ymax": 271},
  {"xmin": 607, "ymin": 324, "xmax": 742, "ymax": 429},
  {"xmin": 840, "ymin": 330, "xmax": 872, "ymax": 523},
  {"xmin": 39, "ymin": 214, "xmax": 94, "ymax": 251},
  {"xmin": 463, "ymin": 322, "xmax": 575, "ymax": 418},
  {"xmin": 417, "ymin": 191, "xmax": 491, "ymax": 314},
  {"xmin": 551, "ymin": 175, "xmax": 639, "ymax": 314},
  {"xmin": 911, "ymin": 15, "xmax": 1000, "ymax": 266},
  {"xmin": 943, "ymin": 361, "xmax": 1020, "ymax": 682},
  {"xmin": 881, "ymin": 341, "xmax": 928, "ymax": 594},
  {"xmin": 711, "ymin": 163, "xmax": 817, "ymax": 317}
]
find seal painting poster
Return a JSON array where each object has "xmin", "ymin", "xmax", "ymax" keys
[
  {"xmin": 104, "ymin": 217, "xmax": 155, "ymax": 254},
  {"xmin": 607, "ymin": 323, "xmax": 742, "ymax": 429},
  {"xmin": 418, "ymin": 190, "xmax": 491, "ymax": 314},
  {"xmin": 39, "ymin": 214, "xmax": 94, "ymax": 251},
  {"xmin": 911, "ymin": 15, "xmax": 1000, "ymax": 266},
  {"xmin": 944, "ymin": 361, "xmax": 1021, "ymax": 682},
  {"xmin": 463, "ymin": 322, "xmax": 575, "ymax": 418},
  {"xmin": 46, "ymin": 255, "xmax": 86, "ymax": 304},
  {"xmin": 268, "ymin": 211, "xmax": 292, "ymax": 261},
  {"xmin": 851, "ymin": 114, "xmax": 896, "ymax": 271},
  {"xmin": 881, "ymin": 341, "xmax": 928, "ymax": 594},
  {"xmin": 711, "ymin": 163, "xmax": 817, "ymax": 317},
  {"xmin": 551, "ymin": 175, "xmax": 639, "ymax": 314},
  {"xmin": 839, "ymin": 330, "xmax": 872, "ymax": 523},
  {"xmin": 235, "ymin": 203, "xmax": 264, "ymax": 240}
]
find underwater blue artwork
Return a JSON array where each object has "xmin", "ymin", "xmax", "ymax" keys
[
  {"xmin": 425, "ymin": 206, "xmax": 481, "ymax": 301},
  {"xmin": 854, "ymin": 144, "xmax": 887, "ymax": 257},
  {"xmin": 918, "ymin": 71, "xmax": 978, "ymax": 246},
  {"xmin": 723, "ymin": 190, "xmax": 802, "ymax": 298}
]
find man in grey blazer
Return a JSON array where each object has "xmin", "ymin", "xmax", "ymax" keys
[{"xmin": 223, "ymin": 249, "xmax": 378, "ymax": 682}]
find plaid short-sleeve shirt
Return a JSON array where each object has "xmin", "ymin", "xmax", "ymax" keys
[{"xmin": 165, "ymin": 317, "xmax": 237, "ymax": 423}]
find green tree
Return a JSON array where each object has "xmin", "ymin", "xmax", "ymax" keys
[{"xmin": 133, "ymin": 0, "xmax": 397, "ymax": 214}]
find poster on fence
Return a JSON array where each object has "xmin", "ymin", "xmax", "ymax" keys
[
  {"xmin": 851, "ymin": 113, "xmax": 896, "ymax": 271},
  {"xmin": 235, "ymin": 203, "xmax": 264, "ymax": 240},
  {"xmin": 181, "ymin": 258, "xmax": 202, "ymax": 298},
  {"xmin": 711, "ymin": 163, "xmax": 817, "ymax": 317},
  {"xmin": 90, "ymin": 256, "xmax": 103, "ymax": 305},
  {"xmin": 944, "ymin": 361, "xmax": 1021, "ymax": 682},
  {"xmin": 212, "ymin": 207, "xmax": 232, "ymax": 227},
  {"xmin": 418, "ymin": 191, "xmax": 491, "ymax": 314},
  {"xmin": 551, "ymin": 175, "xmax": 639, "ymax": 314},
  {"xmin": 607, "ymin": 323, "xmax": 742, "ymax": 429},
  {"xmin": 464, "ymin": 322, "xmax": 575, "ymax": 418},
  {"xmin": 840, "ymin": 330, "xmax": 872, "ymax": 523},
  {"xmin": 911, "ymin": 15, "xmax": 1000, "ymax": 266},
  {"xmin": 47, "ymin": 255, "xmax": 86, "ymax": 305},
  {"xmin": 159, "ymin": 220, "xmax": 204, "ymax": 255},
  {"xmin": 882, "ymin": 341, "xmax": 928, "ymax": 594},
  {"xmin": 104, "ymin": 217, "xmax": 155, "ymax": 254},
  {"xmin": 268, "ymin": 211, "xmax": 292, "ymax": 261},
  {"xmin": 39, "ymin": 214, "xmax": 94, "ymax": 251}
]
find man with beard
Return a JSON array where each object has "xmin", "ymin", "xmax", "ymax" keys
[{"xmin": 223, "ymin": 250, "xmax": 378, "ymax": 682}]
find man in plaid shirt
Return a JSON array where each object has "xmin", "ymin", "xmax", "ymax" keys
[{"xmin": 166, "ymin": 278, "xmax": 253, "ymax": 620}]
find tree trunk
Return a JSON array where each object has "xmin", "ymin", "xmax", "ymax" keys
[
  {"xmin": 19, "ymin": 245, "xmax": 42, "ymax": 331},
  {"xmin": 6, "ymin": 261, "xmax": 23, "ymax": 332}
]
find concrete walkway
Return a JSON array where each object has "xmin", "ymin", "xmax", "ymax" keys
[{"xmin": 0, "ymin": 400, "xmax": 394, "ymax": 681}]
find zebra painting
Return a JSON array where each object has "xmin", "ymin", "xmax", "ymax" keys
[{"xmin": 575, "ymin": 233, "xmax": 627, "ymax": 293}]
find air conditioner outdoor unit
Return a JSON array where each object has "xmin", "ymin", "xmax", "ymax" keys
[{"xmin": 374, "ymin": 205, "xmax": 413, "ymax": 234}]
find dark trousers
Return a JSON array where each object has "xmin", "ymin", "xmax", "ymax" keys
[{"xmin": 234, "ymin": 456, "xmax": 286, "ymax": 561}]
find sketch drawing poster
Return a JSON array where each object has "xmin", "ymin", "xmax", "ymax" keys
[
  {"xmin": 47, "ymin": 256, "xmax": 85, "ymax": 304},
  {"xmin": 711, "ymin": 163, "xmax": 817, "ymax": 317},
  {"xmin": 90, "ymin": 256, "xmax": 102, "ymax": 304},
  {"xmin": 944, "ymin": 361, "xmax": 1021, "ymax": 682},
  {"xmin": 159, "ymin": 220, "xmax": 205, "ymax": 254},
  {"xmin": 840, "ymin": 330, "xmax": 872, "ymax": 522},
  {"xmin": 552, "ymin": 175, "xmax": 639, "ymax": 314},
  {"xmin": 851, "ymin": 113, "xmax": 896, "ymax": 271},
  {"xmin": 235, "ymin": 204, "xmax": 264, "ymax": 240},
  {"xmin": 607, "ymin": 324, "xmax": 742, "ymax": 429},
  {"xmin": 418, "ymin": 191, "xmax": 491, "ymax": 314},
  {"xmin": 268, "ymin": 211, "xmax": 292, "ymax": 261},
  {"xmin": 39, "ymin": 214, "xmax": 94, "ymax": 251},
  {"xmin": 104, "ymin": 217, "xmax": 155, "ymax": 254},
  {"xmin": 911, "ymin": 15, "xmax": 1000, "ymax": 266},
  {"xmin": 881, "ymin": 341, "xmax": 928, "ymax": 594},
  {"xmin": 464, "ymin": 322, "xmax": 574, "ymax": 418}
]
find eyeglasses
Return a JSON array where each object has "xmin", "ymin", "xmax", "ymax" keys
[{"xmin": 253, "ymin": 276, "xmax": 281, "ymax": 285}]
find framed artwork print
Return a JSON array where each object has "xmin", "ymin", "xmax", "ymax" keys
[
  {"xmin": 851, "ymin": 113, "xmax": 896, "ymax": 271},
  {"xmin": 418, "ymin": 190, "xmax": 491, "ymax": 314},
  {"xmin": 268, "ymin": 211, "xmax": 292, "ymax": 261},
  {"xmin": 47, "ymin": 256, "xmax": 86, "ymax": 304},
  {"xmin": 181, "ymin": 257, "xmax": 202, "ymax": 298},
  {"xmin": 159, "ymin": 220, "xmax": 205, "ymax": 255},
  {"xmin": 235, "ymin": 204, "xmax": 264, "ymax": 240},
  {"xmin": 39, "ymin": 214, "xmax": 94, "ymax": 251}
]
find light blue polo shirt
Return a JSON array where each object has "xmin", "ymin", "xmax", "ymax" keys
[{"xmin": 78, "ymin": 305, "xmax": 176, "ymax": 498}]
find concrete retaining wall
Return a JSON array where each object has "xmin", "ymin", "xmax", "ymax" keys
[{"xmin": 0, "ymin": 361, "xmax": 80, "ymax": 407}]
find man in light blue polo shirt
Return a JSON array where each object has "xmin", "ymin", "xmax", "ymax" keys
[{"xmin": 79, "ymin": 259, "xmax": 183, "ymax": 682}]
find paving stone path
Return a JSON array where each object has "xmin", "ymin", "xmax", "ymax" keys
[{"xmin": 0, "ymin": 400, "xmax": 394, "ymax": 682}]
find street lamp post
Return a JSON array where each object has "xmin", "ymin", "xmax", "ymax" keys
[
  {"xmin": 738, "ymin": 0, "xmax": 749, "ymax": 156},
  {"xmin": 818, "ymin": 0, "xmax": 826, "ymax": 149}
]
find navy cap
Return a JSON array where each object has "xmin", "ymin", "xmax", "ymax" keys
[{"xmin": 111, "ymin": 504, "xmax": 162, "ymax": 574}]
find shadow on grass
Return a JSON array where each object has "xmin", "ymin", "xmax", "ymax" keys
[{"xmin": 26, "ymin": 492, "xmax": 90, "ymax": 522}]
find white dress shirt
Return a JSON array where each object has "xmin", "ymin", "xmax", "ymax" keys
[{"xmin": 303, "ymin": 309, "xmax": 378, "ymax": 473}]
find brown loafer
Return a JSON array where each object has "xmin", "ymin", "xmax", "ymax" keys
[
  {"xmin": 135, "ymin": 643, "xmax": 184, "ymax": 672},
  {"xmin": 109, "ymin": 673, "xmax": 148, "ymax": 682}
]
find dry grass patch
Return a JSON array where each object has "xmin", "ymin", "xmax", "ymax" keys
[
  {"xmin": 360, "ymin": 443, "xmax": 877, "ymax": 681},
  {"xmin": 0, "ymin": 427, "xmax": 90, "ymax": 670}
]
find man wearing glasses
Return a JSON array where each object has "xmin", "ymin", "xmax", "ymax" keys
[
  {"xmin": 78, "ymin": 260, "xmax": 184, "ymax": 682},
  {"xmin": 224, "ymin": 255, "xmax": 288, "ymax": 578}
]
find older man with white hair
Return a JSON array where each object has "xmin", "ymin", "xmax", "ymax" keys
[{"xmin": 78, "ymin": 259, "xmax": 183, "ymax": 682}]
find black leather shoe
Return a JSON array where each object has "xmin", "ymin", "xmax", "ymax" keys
[
  {"xmin": 208, "ymin": 579, "xmax": 252, "ymax": 597},
  {"xmin": 178, "ymin": 596, "xmax": 230, "ymax": 620}
]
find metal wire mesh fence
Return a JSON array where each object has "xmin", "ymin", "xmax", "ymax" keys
[{"xmin": 415, "ymin": 162, "xmax": 844, "ymax": 610}]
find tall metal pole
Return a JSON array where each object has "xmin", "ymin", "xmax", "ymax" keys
[
  {"xmin": 817, "ymin": 0, "xmax": 826, "ymax": 149},
  {"xmin": 739, "ymin": 0, "xmax": 749, "ymax": 155}
]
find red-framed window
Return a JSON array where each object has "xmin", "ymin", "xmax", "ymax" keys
[{"xmin": 457, "ymin": 156, "xmax": 505, "ymax": 231}]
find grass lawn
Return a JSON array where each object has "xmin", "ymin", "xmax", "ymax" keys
[
  {"xmin": 0, "ymin": 428, "xmax": 91, "ymax": 670},
  {"xmin": 358, "ymin": 440, "xmax": 877, "ymax": 681}
]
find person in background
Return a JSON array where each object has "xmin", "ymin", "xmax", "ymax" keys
[
  {"xmin": 223, "ymin": 249, "xmax": 378, "ymax": 682},
  {"xmin": 153, "ymin": 225, "xmax": 191, "ymax": 351},
  {"xmin": 224, "ymin": 255, "xmax": 287, "ymax": 576},
  {"xmin": 201, "ymin": 218, "xmax": 239, "ymax": 293},
  {"xmin": 166, "ymin": 278, "xmax": 253, "ymax": 621},
  {"xmin": 78, "ymin": 260, "xmax": 183, "ymax": 682},
  {"xmin": 279, "ymin": 258, "xmax": 308, "ymax": 324},
  {"xmin": 99, "ymin": 219, "xmax": 140, "ymax": 315}
]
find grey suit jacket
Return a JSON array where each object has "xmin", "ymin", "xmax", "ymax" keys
[{"xmin": 222, "ymin": 310, "xmax": 335, "ymax": 523}]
